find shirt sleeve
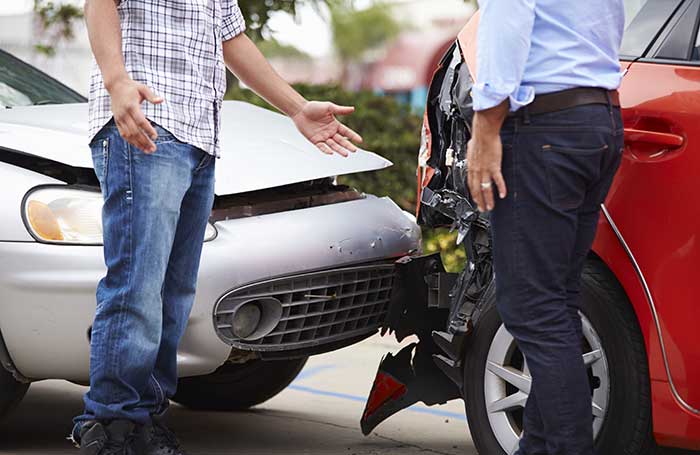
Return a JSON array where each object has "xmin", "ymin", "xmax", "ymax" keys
[
  {"xmin": 222, "ymin": 0, "xmax": 247, "ymax": 41},
  {"xmin": 472, "ymin": 0, "xmax": 537, "ymax": 112}
]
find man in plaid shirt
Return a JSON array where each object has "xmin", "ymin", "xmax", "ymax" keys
[{"xmin": 74, "ymin": 1, "xmax": 363, "ymax": 454}]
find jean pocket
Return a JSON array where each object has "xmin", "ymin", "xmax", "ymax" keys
[
  {"xmin": 542, "ymin": 143, "xmax": 607, "ymax": 210},
  {"xmin": 90, "ymin": 137, "xmax": 110, "ymax": 193},
  {"xmin": 542, "ymin": 143, "xmax": 609, "ymax": 156}
]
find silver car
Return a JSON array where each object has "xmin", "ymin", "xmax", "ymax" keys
[{"xmin": 0, "ymin": 49, "xmax": 421, "ymax": 416}]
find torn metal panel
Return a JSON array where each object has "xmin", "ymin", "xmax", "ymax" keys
[
  {"xmin": 361, "ymin": 35, "xmax": 498, "ymax": 432},
  {"xmin": 360, "ymin": 340, "xmax": 461, "ymax": 436}
]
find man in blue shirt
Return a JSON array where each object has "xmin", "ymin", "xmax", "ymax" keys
[{"xmin": 467, "ymin": 1, "xmax": 625, "ymax": 454}]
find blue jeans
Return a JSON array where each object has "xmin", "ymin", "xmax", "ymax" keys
[
  {"xmin": 74, "ymin": 121, "xmax": 215, "ymax": 432},
  {"xmin": 491, "ymin": 103, "xmax": 623, "ymax": 455}
]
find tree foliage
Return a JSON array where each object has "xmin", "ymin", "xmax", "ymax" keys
[
  {"xmin": 239, "ymin": 0, "xmax": 323, "ymax": 41},
  {"xmin": 328, "ymin": 1, "xmax": 401, "ymax": 62},
  {"xmin": 33, "ymin": 1, "xmax": 84, "ymax": 56},
  {"xmin": 32, "ymin": 0, "xmax": 324, "ymax": 52}
]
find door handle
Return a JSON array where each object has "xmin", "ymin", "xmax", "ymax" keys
[{"xmin": 624, "ymin": 129, "xmax": 684, "ymax": 148}]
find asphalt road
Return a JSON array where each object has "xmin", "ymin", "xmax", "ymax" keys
[
  {"xmin": 0, "ymin": 336, "xmax": 473, "ymax": 455},
  {"xmin": 0, "ymin": 335, "xmax": 696, "ymax": 455}
]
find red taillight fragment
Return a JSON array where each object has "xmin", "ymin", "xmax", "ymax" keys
[{"xmin": 362, "ymin": 371, "xmax": 407, "ymax": 420}]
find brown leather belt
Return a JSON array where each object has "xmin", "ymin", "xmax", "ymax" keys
[{"xmin": 511, "ymin": 87, "xmax": 620, "ymax": 117}]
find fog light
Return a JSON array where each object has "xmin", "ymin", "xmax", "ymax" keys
[
  {"xmin": 229, "ymin": 297, "xmax": 283, "ymax": 341},
  {"xmin": 231, "ymin": 303, "xmax": 262, "ymax": 339}
]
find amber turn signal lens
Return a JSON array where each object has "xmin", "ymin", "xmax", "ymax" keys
[{"xmin": 26, "ymin": 200, "xmax": 64, "ymax": 241}]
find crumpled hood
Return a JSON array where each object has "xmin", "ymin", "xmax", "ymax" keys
[{"xmin": 0, "ymin": 101, "xmax": 392, "ymax": 195}]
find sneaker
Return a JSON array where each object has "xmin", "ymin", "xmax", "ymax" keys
[
  {"xmin": 79, "ymin": 420, "xmax": 141, "ymax": 455},
  {"xmin": 140, "ymin": 418, "xmax": 189, "ymax": 455}
]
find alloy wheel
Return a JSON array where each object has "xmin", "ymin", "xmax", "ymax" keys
[{"xmin": 482, "ymin": 313, "xmax": 610, "ymax": 454}]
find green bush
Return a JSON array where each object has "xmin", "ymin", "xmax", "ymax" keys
[{"xmin": 225, "ymin": 83, "xmax": 464, "ymax": 272}]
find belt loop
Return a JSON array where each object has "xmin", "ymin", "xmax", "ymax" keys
[
  {"xmin": 605, "ymin": 90, "xmax": 613, "ymax": 115},
  {"xmin": 523, "ymin": 106, "xmax": 531, "ymax": 125}
]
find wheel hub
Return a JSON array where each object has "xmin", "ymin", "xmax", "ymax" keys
[{"xmin": 483, "ymin": 313, "xmax": 610, "ymax": 454}]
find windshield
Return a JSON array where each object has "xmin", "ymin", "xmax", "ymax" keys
[{"xmin": 0, "ymin": 50, "xmax": 86, "ymax": 108}]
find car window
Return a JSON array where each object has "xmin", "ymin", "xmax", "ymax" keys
[
  {"xmin": 621, "ymin": 0, "xmax": 684, "ymax": 59},
  {"xmin": 690, "ymin": 9, "xmax": 700, "ymax": 59},
  {"xmin": 0, "ymin": 50, "xmax": 85, "ymax": 108},
  {"xmin": 694, "ymin": 25, "xmax": 700, "ymax": 59},
  {"xmin": 653, "ymin": 0, "xmax": 700, "ymax": 60}
]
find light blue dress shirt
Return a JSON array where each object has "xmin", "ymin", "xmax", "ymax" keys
[{"xmin": 472, "ymin": 0, "xmax": 625, "ymax": 112}]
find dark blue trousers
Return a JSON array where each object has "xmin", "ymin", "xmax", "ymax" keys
[{"xmin": 491, "ymin": 102, "xmax": 624, "ymax": 455}]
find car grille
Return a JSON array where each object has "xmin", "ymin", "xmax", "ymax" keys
[{"xmin": 214, "ymin": 264, "xmax": 396, "ymax": 352}]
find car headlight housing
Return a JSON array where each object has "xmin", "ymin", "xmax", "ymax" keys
[{"xmin": 23, "ymin": 186, "xmax": 217, "ymax": 245}]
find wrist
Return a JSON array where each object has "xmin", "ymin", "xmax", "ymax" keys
[
  {"xmin": 472, "ymin": 100, "xmax": 509, "ymax": 138},
  {"xmin": 288, "ymin": 98, "xmax": 308, "ymax": 120},
  {"xmin": 104, "ymin": 72, "xmax": 131, "ymax": 93}
]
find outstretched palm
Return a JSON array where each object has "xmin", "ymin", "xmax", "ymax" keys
[{"xmin": 292, "ymin": 101, "xmax": 363, "ymax": 157}]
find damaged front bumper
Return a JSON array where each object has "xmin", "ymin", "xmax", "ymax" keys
[{"xmin": 361, "ymin": 216, "xmax": 493, "ymax": 435}]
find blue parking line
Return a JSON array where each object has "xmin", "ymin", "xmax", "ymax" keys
[
  {"xmin": 287, "ymin": 384, "xmax": 466, "ymax": 420},
  {"xmin": 294, "ymin": 364, "xmax": 337, "ymax": 381},
  {"xmin": 290, "ymin": 364, "xmax": 467, "ymax": 421}
]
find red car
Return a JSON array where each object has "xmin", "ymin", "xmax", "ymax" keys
[{"xmin": 362, "ymin": 1, "xmax": 700, "ymax": 454}]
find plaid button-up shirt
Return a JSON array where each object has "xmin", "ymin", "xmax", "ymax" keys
[{"xmin": 88, "ymin": 0, "xmax": 246, "ymax": 156}]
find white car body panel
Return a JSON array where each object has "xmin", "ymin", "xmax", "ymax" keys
[
  {"xmin": 0, "ymin": 196, "xmax": 419, "ymax": 381},
  {"xmin": 0, "ymin": 102, "xmax": 392, "ymax": 196}
]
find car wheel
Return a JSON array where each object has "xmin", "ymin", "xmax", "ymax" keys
[
  {"xmin": 0, "ymin": 366, "xmax": 29, "ymax": 419},
  {"xmin": 172, "ymin": 357, "xmax": 308, "ymax": 411},
  {"xmin": 463, "ymin": 258, "xmax": 655, "ymax": 455}
]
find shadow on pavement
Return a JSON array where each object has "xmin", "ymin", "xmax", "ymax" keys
[{"xmin": 0, "ymin": 380, "xmax": 417, "ymax": 455}]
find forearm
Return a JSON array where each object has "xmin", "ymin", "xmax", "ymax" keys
[
  {"xmin": 84, "ymin": 0, "xmax": 128, "ymax": 91},
  {"xmin": 472, "ymin": 100, "xmax": 509, "ymax": 140},
  {"xmin": 223, "ymin": 33, "xmax": 307, "ymax": 117}
]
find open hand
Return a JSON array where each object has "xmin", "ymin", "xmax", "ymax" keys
[
  {"xmin": 291, "ymin": 101, "xmax": 363, "ymax": 157},
  {"xmin": 108, "ymin": 78, "xmax": 163, "ymax": 153}
]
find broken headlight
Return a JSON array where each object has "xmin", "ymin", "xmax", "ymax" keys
[{"xmin": 23, "ymin": 186, "xmax": 217, "ymax": 245}]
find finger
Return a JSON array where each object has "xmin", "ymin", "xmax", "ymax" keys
[
  {"xmin": 339, "ymin": 124, "xmax": 363, "ymax": 144},
  {"xmin": 116, "ymin": 114, "xmax": 138, "ymax": 147},
  {"xmin": 325, "ymin": 138, "xmax": 349, "ymax": 157},
  {"xmin": 334, "ymin": 133, "xmax": 357, "ymax": 153},
  {"xmin": 133, "ymin": 110, "xmax": 158, "ymax": 141},
  {"xmin": 316, "ymin": 142, "xmax": 334, "ymax": 155},
  {"xmin": 329, "ymin": 103, "xmax": 355, "ymax": 116},
  {"xmin": 482, "ymin": 177, "xmax": 495, "ymax": 212},
  {"xmin": 468, "ymin": 170, "xmax": 486, "ymax": 212},
  {"xmin": 467, "ymin": 169, "xmax": 479, "ymax": 208},
  {"xmin": 493, "ymin": 171, "xmax": 508, "ymax": 200},
  {"xmin": 138, "ymin": 84, "xmax": 164, "ymax": 105},
  {"xmin": 123, "ymin": 115, "xmax": 156, "ymax": 153}
]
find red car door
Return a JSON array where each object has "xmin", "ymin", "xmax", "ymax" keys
[{"xmin": 602, "ymin": 0, "xmax": 700, "ymax": 410}]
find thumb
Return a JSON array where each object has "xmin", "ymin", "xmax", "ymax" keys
[
  {"xmin": 329, "ymin": 103, "xmax": 355, "ymax": 116},
  {"xmin": 138, "ymin": 84, "xmax": 163, "ymax": 105}
]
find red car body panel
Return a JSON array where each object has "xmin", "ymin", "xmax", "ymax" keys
[
  {"xmin": 593, "ymin": 59, "xmax": 700, "ymax": 448},
  {"xmin": 425, "ymin": 14, "xmax": 700, "ymax": 449}
]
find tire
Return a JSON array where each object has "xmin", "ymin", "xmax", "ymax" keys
[
  {"xmin": 172, "ymin": 357, "xmax": 308, "ymax": 411},
  {"xmin": 0, "ymin": 366, "xmax": 29, "ymax": 420},
  {"xmin": 463, "ymin": 257, "xmax": 655, "ymax": 455}
]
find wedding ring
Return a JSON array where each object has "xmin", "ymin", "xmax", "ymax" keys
[{"xmin": 481, "ymin": 182, "xmax": 493, "ymax": 189}]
